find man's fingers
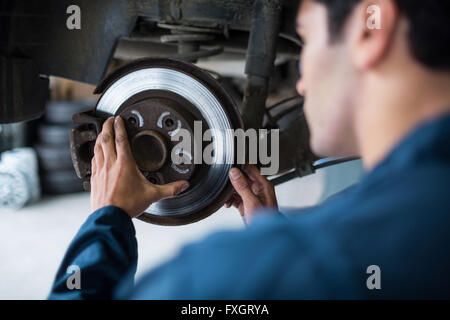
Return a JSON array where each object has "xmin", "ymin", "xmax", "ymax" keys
[
  {"xmin": 232, "ymin": 197, "xmax": 242, "ymax": 208},
  {"xmin": 91, "ymin": 156, "xmax": 97, "ymax": 176},
  {"xmin": 101, "ymin": 117, "xmax": 117, "ymax": 162},
  {"xmin": 153, "ymin": 180, "xmax": 190, "ymax": 200},
  {"xmin": 114, "ymin": 116, "xmax": 133, "ymax": 160},
  {"xmin": 225, "ymin": 197, "xmax": 233, "ymax": 208},
  {"xmin": 231, "ymin": 193, "xmax": 242, "ymax": 203},
  {"xmin": 229, "ymin": 168, "xmax": 259, "ymax": 203},
  {"xmin": 244, "ymin": 164, "xmax": 277, "ymax": 205},
  {"xmin": 244, "ymin": 164, "xmax": 271, "ymax": 187},
  {"xmin": 94, "ymin": 132, "xmax": 104, "ymax": 168},
  {"xmin": 225, "ymin": 198, "xmax": 241, "ymax": 209},
  {"xmin": 225, "ymin": 194, "xmax": 240, "ymax": 208}
]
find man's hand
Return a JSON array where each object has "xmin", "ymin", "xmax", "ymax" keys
[
  {"xmin": 225, "ymin": 165, "xmax": 278, "ymax": 224},
  {"xmin": 90, "ymin": 116, "xmax": 190, "ymax": 218}
]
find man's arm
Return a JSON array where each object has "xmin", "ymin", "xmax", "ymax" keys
[
  {"xmin": 49, "ymin": 117, "xmax": 189, "ymax": 299},
  {"xmin": 115, "ymin": 209, "xmax": 349, "ymax": 300},
  {"xmin": 49, "ymin": 116, "xmax": 280, "ymax": 299},
  {"xmin": 48, "ymin": 206, "xmax": 137, "ymax": 299}
]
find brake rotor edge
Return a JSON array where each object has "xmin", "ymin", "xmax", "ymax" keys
[{"xmin": 94, "ymin": 58, "xmax": 245, "ymax": 226}]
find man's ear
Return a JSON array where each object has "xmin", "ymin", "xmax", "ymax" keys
[{"xmin": 349, "ymin": 0, "xmax": 399, "ymax": 70}]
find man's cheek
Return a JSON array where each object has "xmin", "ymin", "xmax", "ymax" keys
[
  {"xmin": 303, "ymin": 94, "xmax": 321, "ymax": 131},
  {"xmin": 301, "ymin": 50, "xmax": 329, "ymax": 118}
]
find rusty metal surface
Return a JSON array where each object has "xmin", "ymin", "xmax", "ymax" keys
[
  {"xmin": 1, "ymin": 0, "xmax": 300, "ymax": 84},
  {"xmin": 241, "ymin": 0, "xmax": 282, "ymax": 130},
  {"xmin": 0, "ymin": 56, "xmax": 49, "ymax": 123},
  {"xmin": 116, "ymin": 90, "xmax": 199, "ymax": 184},
  {"xmin": 70, "ymin": 110, "xmax": 104, "ymax": 181},
  {"xmin": 3, "ymin": 0, "xmax": 314, "ymax": 191},
  {"xmin": 278, "ymin": 113, "xmax": 318, "ymax": 175},
  {"xmin": 70, "ymin": 58, "xmax": 244, "ymax": 226}
]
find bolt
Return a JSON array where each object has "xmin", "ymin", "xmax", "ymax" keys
[
  {"xmin": 165, "ymin": 118, "xmax": 175, "ymax": 127},
  {"xmin": 128, "ymin": 117, "xmax": 137, "ymax": 125}
]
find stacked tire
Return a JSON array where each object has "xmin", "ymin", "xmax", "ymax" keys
[{"xmin": 34, "ymin": 100, "xmax": 93, "ymax": 195}]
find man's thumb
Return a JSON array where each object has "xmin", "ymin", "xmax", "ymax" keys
[
  {"xmin": 229, "ymin": 168, "xmax": 257, "ymax": 201},
  {"xmin": 155, "ymin": 180, "xmax": 190, "ymax": 199}
]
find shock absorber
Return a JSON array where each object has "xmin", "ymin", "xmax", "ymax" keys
[{"xmin": 158, "ymin": 23, "xmax": 224, "ymax": 63}]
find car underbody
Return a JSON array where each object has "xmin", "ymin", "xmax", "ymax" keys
[{"xmin": 0, "ymin": 0, "xmax": 323, "ymax": 224}]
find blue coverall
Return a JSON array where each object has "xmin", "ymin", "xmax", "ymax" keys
[{"xmin": 49, "ymin": 114, "xmax": 450, "ymax": 299}]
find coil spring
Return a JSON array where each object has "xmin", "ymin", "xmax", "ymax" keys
[{"xmin": 158, "ymin": 23, "xmax": 224, "ymax": 62}]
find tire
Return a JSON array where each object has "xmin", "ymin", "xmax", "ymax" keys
[
  {"xmin": 37, "ymin": 124, "xmax": 73, "ymax": 145},
  {"xmin": 34, "ymin": 144, "xmax": 74, "ymax": 171},
  {"xmin": 45, "ymin": 100, "xmax": 94, "ymax": 124},
  {"xmin": 40, "ymin": 169, "xmax": 84, "ymax": 195}
]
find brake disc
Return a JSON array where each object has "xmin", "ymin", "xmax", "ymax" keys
[{"xmin": 93, "ymin": 58, "xmax": 244, "ymax": 225}]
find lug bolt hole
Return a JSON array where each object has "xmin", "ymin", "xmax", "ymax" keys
[
  {"xmin": 178, "ymin": 151, "xmax": 186, "ymax": 165},
  {"xmin": 165, "ymin": 118, "xmax": 175, "ymax": 127},
  {"xmin": 128, "ymin": 117, "xmax": 137, "ymax": 125}
]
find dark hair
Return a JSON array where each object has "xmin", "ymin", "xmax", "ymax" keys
[{"xmin": 311, "ymin": 0, "xmax": 450, "ymax": 71}]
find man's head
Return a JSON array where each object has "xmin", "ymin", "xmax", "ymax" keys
[{"xmin": 296, "ymin": 0, "xmax": 450, "ymax": 158}]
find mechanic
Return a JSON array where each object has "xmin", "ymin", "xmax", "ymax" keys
[{"xmin": 49, "ymin": 0, "xmax": 450, "ymax": 299}]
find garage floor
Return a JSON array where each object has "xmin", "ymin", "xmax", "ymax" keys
[{"xmin": 0, "ymin": 172, "xmax": 324, "ymax": 299}]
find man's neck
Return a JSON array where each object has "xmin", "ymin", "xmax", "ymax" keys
[{"xmin": 357, "ymin": 69, "xmax": 450, "ymax": 171}]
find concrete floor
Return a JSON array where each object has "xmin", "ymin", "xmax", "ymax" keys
[{"xmin": 0, "ymin": 172, "xmax": 324, "ymax": 299}]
